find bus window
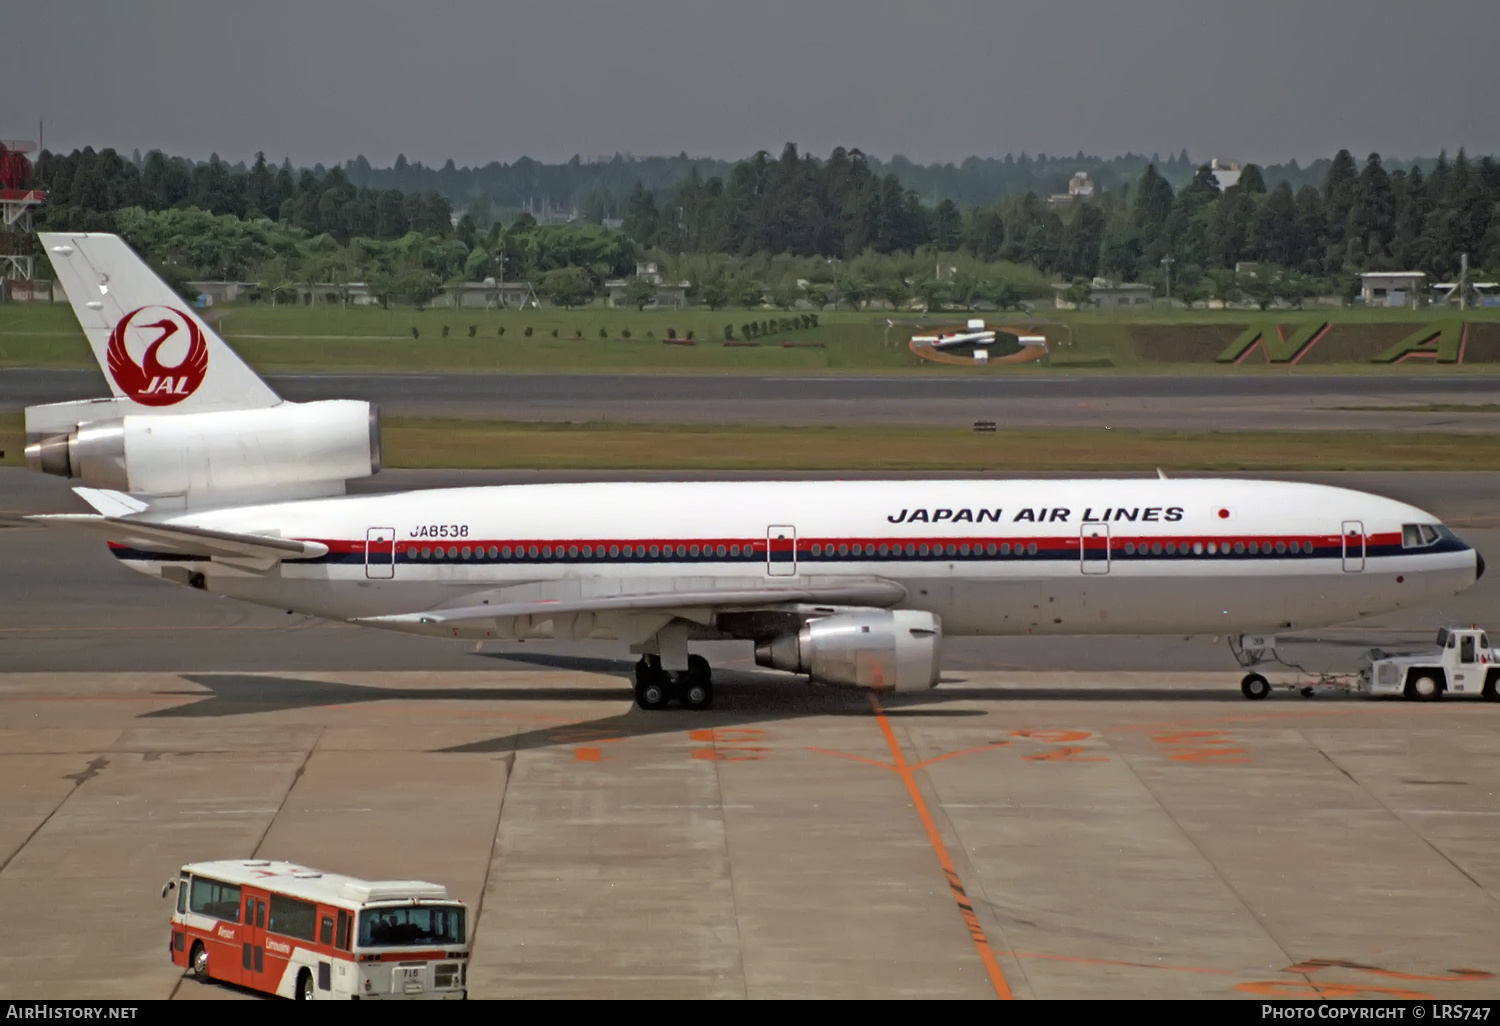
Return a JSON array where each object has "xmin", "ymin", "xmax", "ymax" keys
[
  {"xmin": 336, "ymin": 910, "xmax": 350, "ymax": 950},
  {"xmin": 358, "ymin": 906, "xmax": 466, "ymax": 948},
  {"xmin": 268, "ymin": 894, "xmax": 318, "ymax": 941},
  {"xmin": 176, "ymin": 876, "xmax": 189, "ymax": 915},
  {"xmin": 320, "ymin": 916, "xmax": 335, "ymax": 946},
  {"xmin": 188, "ymin": 877, "xmax": 241, "ymax": 922}
]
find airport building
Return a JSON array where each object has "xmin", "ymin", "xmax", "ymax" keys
[
  {"xmin": 1051, "ymin": 276, "xmax": 1154, "ymax": 310},
  {"xmin": 1359, "ymin": 271, "xmax": 1427, "ymax": 308}
]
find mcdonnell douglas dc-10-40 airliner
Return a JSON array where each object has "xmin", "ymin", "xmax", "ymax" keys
[{"xmin": 22, "ymin": 233, "xmax": 1484, "ymax": 708}]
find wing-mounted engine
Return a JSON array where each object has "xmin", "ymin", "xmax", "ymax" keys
[
  {"xmin": 24, "ymin": 399, "xmax": 380, "ymax": 505},
  {"xmin": 755, "ymin": 609, "xmax": 943, "ymax": 692}
]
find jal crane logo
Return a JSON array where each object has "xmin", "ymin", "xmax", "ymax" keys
[{"xmin": 105, "ymin": 306, "xmax": 209, "ymax": 406}]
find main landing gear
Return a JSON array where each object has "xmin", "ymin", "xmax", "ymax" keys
[{"xmin": 634, "ymin": 654, "xmax": 714, "ymax": 711}]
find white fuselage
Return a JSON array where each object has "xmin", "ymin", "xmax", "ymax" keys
[{"xmin": 110, "ymin": 478, "xmax": 1480, "ymax": 641}]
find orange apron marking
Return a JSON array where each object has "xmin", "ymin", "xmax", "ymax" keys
[
  {"xmin": 996, "ymin": 950, "xmax": 1231, "ymax": 975},
  {"xmin": 1236, "ymin": 980, "xmax": 1432, "ymax": 999},
  {"xmin": 1284, "ymin": 957, "xmax": 1494, "ymax": 983},
  {"xmin": 909, "ymin": 741, "xmax": 1011, "ymax": 772},
  {"xmin": 868, "ymin": 692, "xmax": 1013, "ymax": 1000}
]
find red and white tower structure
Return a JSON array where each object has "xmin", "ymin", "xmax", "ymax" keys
[{"xmin": 1, "ymin": 138, "xmax": 46, "ymax": 284}]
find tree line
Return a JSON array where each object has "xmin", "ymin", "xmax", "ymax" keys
[
  {"xmin": 36, "ymin": 148, "xmax": 453, "ymax": 243},
  {"xmin": 621, "ymin": 144, "xmax": 1500, "ymax": 303},
  {"xmin": 17, "ymin": 144, "xmax": 1500, "ymax": 310}
]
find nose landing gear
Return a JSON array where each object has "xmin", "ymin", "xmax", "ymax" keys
[{"xmin": 634, "ymin": 654, "xmax": 714, "ymax": 710}]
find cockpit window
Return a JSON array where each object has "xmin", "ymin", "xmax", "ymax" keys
[{"xmin": 1402, "ymin": 524, "xmax": 1441, "ymax": 548}]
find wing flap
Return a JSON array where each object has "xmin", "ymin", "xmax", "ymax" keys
[
  {"xmin": 358, "ymin": 579, "xmax": 907, "ymax": 627},
  {"xmin": 27, "ymin": 514, "xmax": 329, "ymax": 561}
]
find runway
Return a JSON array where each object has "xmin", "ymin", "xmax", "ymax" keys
[
  {"xmin": 2, "ymin": 468, "xmax": 1498, "ymax": 1000},
  {"xmin": 7, "ymin": 368, "xmax": 1500, "ymax": 432}
]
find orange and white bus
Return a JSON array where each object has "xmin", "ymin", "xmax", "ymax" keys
[{"xmin": 164, "ymin": 860, "xmax": 469, "ymax": 1000}]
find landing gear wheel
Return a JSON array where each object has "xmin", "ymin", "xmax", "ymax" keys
[
  {"xmin": 189, "ymin": 941, "xmax": 209, "ymax": 981},
  {"xmin": 1404, "ymin": 673, "xmax": 1442, "ymax": 702},
  {"xmin": 678, "ymin": 654, "xmax": 714, "ymax": 710},
  {"xmin": 1240, "ymin": 673, "xmax": 1271, "ymax": 701},
  {"xmin": 634, "ymin": 657, "xmax": 671, "ymax": 710}
]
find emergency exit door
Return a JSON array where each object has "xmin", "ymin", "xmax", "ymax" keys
[
  {"xmin": 766, "ymin": 526, "xmax": 797, "ymax": 576},
  {"xmin": 1080, "ymin": 523, "xmax": 1110, "ymax": 574},
  {"xmin": 1341, "ymin": 520, "xmax": 1365, "ymax": 572},
  {"xmin": 365, "ymin": 527, "xmax": 396, "ymax": 579}
]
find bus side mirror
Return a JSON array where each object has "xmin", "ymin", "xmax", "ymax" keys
[{"xmin": 161, "ymin": 879, "xmax": 176, "ymax": 900}]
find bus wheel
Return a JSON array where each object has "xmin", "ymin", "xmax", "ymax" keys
[
  {"xmin": 297, "ymin": 968, "xmax": 315, "ymax": 1001},
  {"xmin": 190, "ymin": 942, "xmax": 209, "ymax": 981}
]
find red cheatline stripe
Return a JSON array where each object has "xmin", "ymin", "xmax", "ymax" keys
[{"xmin": 307, "ymin": 532, "xmax": 1397, "ymax": 554}]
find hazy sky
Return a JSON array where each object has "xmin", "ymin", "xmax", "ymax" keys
[{"xmin": 6, "ymin": 1, "xmax": 1498, "ymax": 168}]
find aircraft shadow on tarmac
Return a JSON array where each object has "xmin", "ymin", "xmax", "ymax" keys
[{"xmin": 142, "ymin": 651, "xmax": 1255, "ymax": 759}]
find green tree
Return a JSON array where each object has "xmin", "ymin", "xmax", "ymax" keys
[
  {"xmin": 877, "ymin": 278, "xmax": 910, "ymax": 311},
  {"xmin": 734, "ymin": 278, "xmax": 763, "ymax": 308},
  {"xmin": 698, "ymin": 273, "xmax": 730, "ymax": 310},
  {"xmin": 540, "ymin": 266, "xmax": 595, "ymax": 309},
  {"xmin": 769, "ymin": 282, "xmax": 800, "ymax": 310},
  {"xmin": 624, "ymin": 275, "xmax": 657, "ymax": 311}
]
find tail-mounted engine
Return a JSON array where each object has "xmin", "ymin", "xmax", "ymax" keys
[
  {"xmin": 755, "ymin": 609, "xmax": 942, "ymax": 691},
  {"xmin": 24, "ymin": 399, "xmax": 380, "ymax": 501}
]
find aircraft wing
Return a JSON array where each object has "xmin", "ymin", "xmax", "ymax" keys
[
  {"xmin": 357, "ymin": 578, "xmax": 907, "ymax": 627},
  {"xmin": 27, "ymin": 514, "xmax": 330, "ymax": 561}
]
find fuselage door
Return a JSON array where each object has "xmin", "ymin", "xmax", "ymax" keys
[
  {"xmin": 1080, "ymin": 523, "xmax": 1110, "ymax": 575},
  {"xmin": 767, "ymin": 525, "xmax": 797, "ymax": 577},
  {"xmin": 365, "ymin": 527, "xmax": 396, "ymax": 579},
  {"xmin": 1341, "ymin": 520, "xmax": 1365, "ymax": 573}
]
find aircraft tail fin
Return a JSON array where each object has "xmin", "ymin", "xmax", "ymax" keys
[{"xmin": 38, "ymin": 232, "xmax": 279, "ymax": 412}]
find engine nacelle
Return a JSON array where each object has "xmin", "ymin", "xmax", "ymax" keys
[
  {"xmin": 755, "ymin": 609, "xmax": 942, "ymax": 692},
  {"xmin": 24, "ymin": 400, "xmax": 380, "ymax": 497}
]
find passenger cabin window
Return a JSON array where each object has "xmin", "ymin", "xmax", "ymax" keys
[
  {"xmin": 188, "ymin": 877, "xmax": 242, "ymax": 922},
  {"xmin": 1402, "ymin": 524, "xmax": 1441, "ymax": 548},
  {"xmin": 268, "ymin": 894, "xmax": 318, "ymax": 941}
]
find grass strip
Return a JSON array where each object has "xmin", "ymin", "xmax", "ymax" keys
[
  {"xmin": 379, "ymin": 419, "xmax": 1500, "ymax": 472},
  {"xmin": 4, "ymin": 413, "xmax": 1492, "ymax": 473}
]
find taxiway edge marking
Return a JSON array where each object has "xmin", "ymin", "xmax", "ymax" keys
[{"xmin": 867, "ymin": 692, "xmax": 1014, "ymax": 1000}]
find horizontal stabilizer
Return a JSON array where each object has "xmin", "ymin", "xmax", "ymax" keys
[
  {"xmin": 72, "ymin": 487, "xmax": 150, "ymax": 517},
  {"xmin": 357, "ymin": 579, "xmax": 908, "ymax": 627},
  {"xmin": 27, "ymin": 514, "xmax": 328, "ymax": 562}
]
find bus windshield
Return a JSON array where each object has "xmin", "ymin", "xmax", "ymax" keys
[{"xmin": 357, "ymin": 905, "xmax": 465, "ymax": 948}]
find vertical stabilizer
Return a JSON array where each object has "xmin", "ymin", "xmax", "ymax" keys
[{"xmin": 39, "ymin": 232, "xmax": 279, "ymax": 412}]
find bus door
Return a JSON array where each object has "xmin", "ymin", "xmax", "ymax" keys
[{"xmin": 240, "ymin": 889, "xmax": 269, "ymax": 990}]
